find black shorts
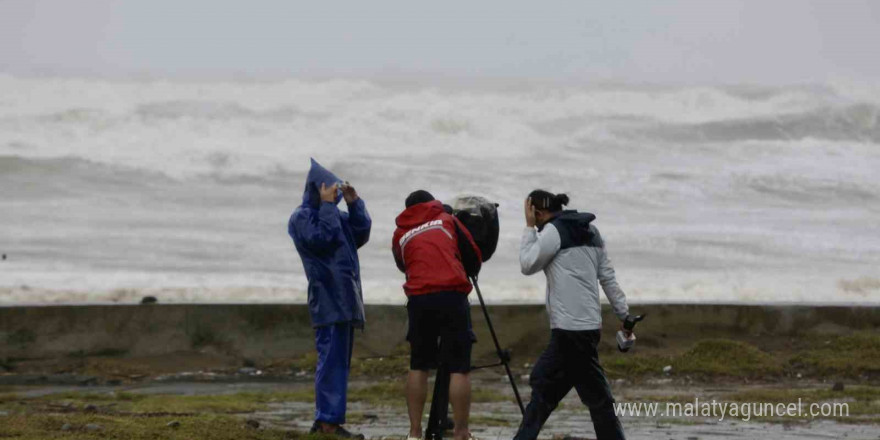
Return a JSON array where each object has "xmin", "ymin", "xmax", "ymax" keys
[{"xmin": 406, "ymin": 291, "xmax": 473, "ymax": 374}]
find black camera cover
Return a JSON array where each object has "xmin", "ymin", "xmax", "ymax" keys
[{"xmin": 450, "ymin": 195, "xmax": 500, "ymax": 262}]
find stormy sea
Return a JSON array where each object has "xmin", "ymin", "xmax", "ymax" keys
[{"xmin": 1, "ymin": 75, "xmax": 878, "ymax": 305}]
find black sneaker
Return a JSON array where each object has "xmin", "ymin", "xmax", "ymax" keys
[
  {"xmin": 309, "ymin": 421, "xmax": 365, "ymax": 440},
  {"xmin": 331, "ymin": 425, "xmax": 365, "ymax": 440}
]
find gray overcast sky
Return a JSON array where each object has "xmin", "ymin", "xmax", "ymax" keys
[{"xmin": 1, "ymin": 0, "xmax": 878, "ymax": 84}]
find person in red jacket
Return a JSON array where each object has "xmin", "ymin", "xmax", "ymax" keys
[{"xmin": 392, "ymin": 190, "xmax": 482, "ymax": 440}]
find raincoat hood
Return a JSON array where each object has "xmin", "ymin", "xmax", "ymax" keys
[
  {"xmin": 302, "ymin": 158, "xmax": 343, "ymax": 207},
  {"xmin": 395, "ymin": 200, "xmax": 445, "ymax": 228}
]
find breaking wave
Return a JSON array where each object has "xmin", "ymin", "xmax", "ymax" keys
[
  {"xmin": 1, "ymin": 75, "xmax": 878, "ymax": 304},
  {"xmin": 635, "ymin": 103, "xmax": 880, "ymax": 144}
]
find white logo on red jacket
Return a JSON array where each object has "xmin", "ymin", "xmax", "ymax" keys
[{"xmin": 399, "ymin": 219, "xmax": 452, "ymax": 249}]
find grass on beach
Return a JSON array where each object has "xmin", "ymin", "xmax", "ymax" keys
[
  {"xmin": 2, "ymin": 383, "xmax": 879, "ymax": 439},
  {"xmin": 0, "ymin": 413, "xmax": 304, "ymax": 440},
  {"xmin": 603, "ymin": 338, "xmax": 783, "ymax": 379},
  {"xmin": 290, "ymin": 351, "xmax": 410, "ymax": 379},
  {"xmin": 5, "ymin": 331, "xmax": 878, "ymax": 384},
  {"xmin": 3, "ymin": 329, "xmax": 879, "ymax": 437},
  {"xmin": 673, "ymin": 339, "xmax": 782, "ymax": 377},
  {"xmin": 790, "ymin": 333, "xmax": 880, "ymax": 377},
  {"xmin": 0, "ymin": 382, "xmax": 511, "ymax": 439},
  {"xmin": 0, "ymin": 383, "xmax": 508, "ymax": 416},
  {"xmin": 603, "ymin": 333, "xmax": 880, "ymax": 380}
]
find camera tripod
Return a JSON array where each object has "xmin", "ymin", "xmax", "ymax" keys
[{"xmin": 425, "ymin": 276, "xmax": 525, "ymax": 440}]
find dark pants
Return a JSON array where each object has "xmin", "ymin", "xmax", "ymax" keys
[
  {"xmin": 314, "ymin": 322, "xmax": 354, "ymax": 424},
  {"xmin": 513, "ymin": 329, "xmax": 625, "ymax": 440},
  {"xmin": 406, "ymin": 291, "xmax": 473, "ymax": 373}
]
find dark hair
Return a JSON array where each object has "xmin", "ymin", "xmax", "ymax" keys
[
  {"xmin": 405, "ymin": 190, "xmax": 435, "ymax": 208},
  {"xmin": 528, "ymin": 189, "xmax": 569, "ymax": 212}
]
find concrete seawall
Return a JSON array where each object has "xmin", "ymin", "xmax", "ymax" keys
[{"xmin": 2, "ymin": 303, "xmax": 878, "ymax": 363}]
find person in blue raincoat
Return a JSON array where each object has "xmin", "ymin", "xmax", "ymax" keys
[{"xmin": 289, "ymin": 158, "xmax": 371, "ymax": 439}]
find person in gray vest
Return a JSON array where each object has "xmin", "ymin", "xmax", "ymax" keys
[{"xmin": 514, "ymin": 190, "xmax": 629, "ymax": 440}]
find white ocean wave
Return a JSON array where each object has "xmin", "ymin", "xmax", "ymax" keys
[{"xmin": 0, "ymin": 75, "xmax": 878, "ymax": 305}]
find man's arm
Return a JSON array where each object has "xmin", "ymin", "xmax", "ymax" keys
[
  {"xmin": 340, "ymin": 183, "xmax": 370, "ymax": 248},
  {"xmin": 290, "ymin": 203, "xmax": 343, "ymax": 253},
  {"xmin": 520, "ymin": 224, "xmax": 561, "ymax": 275},
  {"xmin": 453, "ymin": 217, "xmax": 482, "ymax": 278},
  {"xmin": 346, "ymin": 198, "xmax": 371, "ymax": 249},
  {"xmin": 596, "ymin": 229, "xmax": 629, "ymax": 320},
  {"xmin": 391, "ymin": 230, "xmax": 406, "ymax": 273}
]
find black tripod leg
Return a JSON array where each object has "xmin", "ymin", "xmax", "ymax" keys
[
  {"xmin": 472, "ymin": 277, "xmax": 526, "ymax": 415},
  {"xmin": 425, "ymin": 364, "xmax": 451, "ymax": 440}
]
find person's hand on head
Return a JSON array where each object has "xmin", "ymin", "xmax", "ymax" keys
[
  {"xmin": 341, "ymin": 182, "xmax": 359, "ymax": 204},
  {"xmin": 319, "ymin": 182, "xmax": 338, "ymax": 203},
  {"xmin": 524, "ymin": 197, "xmax": 537, "ymax": 228}
]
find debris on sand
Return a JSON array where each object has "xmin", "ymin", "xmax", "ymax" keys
[{"xmin": 85, "ymin": 424, "xmax": 102, "ymax": 432}]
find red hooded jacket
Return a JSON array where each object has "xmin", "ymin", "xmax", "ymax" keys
[{"xmin": 392, "ymin": 200, "xmax": 482, "ymax": 297}]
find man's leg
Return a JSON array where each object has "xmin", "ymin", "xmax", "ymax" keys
[
  {"xmin": 513, "ymin": 331, "xmax": 572, "ymax": 440},
  {"xmin": 449, "ymin": 372, "xmax": 471, "ymax": 440},
  {"xmin": 570, "ymin": 331, "xmax": 625, "ymax": 440},
  {"xmin": 407, "ymin": 369, "xmax": 430, "ymax": 437},
  {"xmin": 314, "ymin": 324, "xmax": 333, "ymax": 426},
  {"xmin": 314, "ymin": 322, "xmax": 354, "ymax": 429},
  {"xmin": 441, "ymin": 292, "xmax": 474, "ymax": 440},
  {"xmin": 406, "ymin": 294, "xmax": 439, "ymax": 438}
]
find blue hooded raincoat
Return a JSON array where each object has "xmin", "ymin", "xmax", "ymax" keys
[{"xmin": 289, "ymin": 158, "xmax": 371, "ymax": 328}]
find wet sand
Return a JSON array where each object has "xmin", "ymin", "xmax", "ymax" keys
[{"xmin": 4, "ymin": 379, "xmax": 878, "ymax": 440}]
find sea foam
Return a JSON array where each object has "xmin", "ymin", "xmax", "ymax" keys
[{"xmin": 1, "ymin": 75, "xmax": 878, "ymax": 305}]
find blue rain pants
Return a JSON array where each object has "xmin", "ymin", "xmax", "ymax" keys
[{"xmin": 314, "ymin": 322, "xmax": 354, "ymax": 424}]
